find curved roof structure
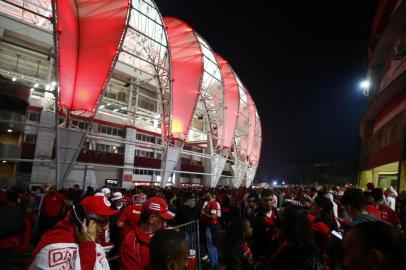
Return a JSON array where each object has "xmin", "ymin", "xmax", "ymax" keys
[
  {"xmin": 163, "ymin": 17, "xmax": 203, "ymax": 140},
  {"xmin": 214, "ymin": 53, "xmax": 239, "ymax": 149},
  {"xmin": 162, "ymin": 17, "xmax": 262, "ymax": 186},
  {"xmin": 56, "ymin": 0, "xmax": 130, "ymax": 113},
  {"xmin": 0, "ymin": 0, "xmax": 262, "ymax": 187}
]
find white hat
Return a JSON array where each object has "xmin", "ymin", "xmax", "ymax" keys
[
  {"xmin": 100, "ymin": 187, "xmax": 111, "ymax": 195},
  {"xmin": 111, "ymin": 192, "xmax": 123, "ymax": 201}
]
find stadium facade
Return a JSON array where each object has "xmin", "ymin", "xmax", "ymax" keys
[
  {"xmin": 0, "ymin": 0, "xmax": 262, "ymax": 189},
  {"xmin": 358, "ymin": 0, "xmax": 406, "ymax": 191}
]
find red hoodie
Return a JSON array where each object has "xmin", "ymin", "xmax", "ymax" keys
[
  {"xmin": 28, "ymin": 217, "xmax": 109, "ymax": 270},
  {"xmin": 119, "ymin": 226, "xmax": 152, "ymax": 270}
]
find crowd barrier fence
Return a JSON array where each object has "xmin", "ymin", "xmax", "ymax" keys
[{"xmin": 170, "ymin": 220, "xmax": 201, "ymax": 270}]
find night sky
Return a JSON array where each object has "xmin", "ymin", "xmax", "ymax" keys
[{"xmin": 155, "ymin": 0, "xmax": 379, "ymax": 182}]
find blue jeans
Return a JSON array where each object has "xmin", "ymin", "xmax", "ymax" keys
[
  {"xmin": 205, "ymin": 226, "xmax": 218, "ymax": 267},
  {"xmin": 185, "ymin": 232, "xmax": 196, "ymax": 250}
]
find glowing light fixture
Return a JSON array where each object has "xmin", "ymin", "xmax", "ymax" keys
[
  {"xmin": 12, "ymin": 77, "xmax": 17, "ymax": 81},
  {"xmin": 7, "ymin": 129, "xmax": 12, "ymax": 133},
  {"xmin": 33, "ymin": 83, "xmax": 39, "ymax": 88},
  {"xmin": 360, "ymin": 80, "xmax": 370, "ymax": 96}
]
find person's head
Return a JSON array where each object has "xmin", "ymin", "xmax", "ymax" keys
[
  {"xmin": 140, "ymin": 197, "xmax": 175, "ymax": 233},
  {"xmin": 48, "ymin": 185, "xmax": 57, "ymax": 193},
  {"xmin": 149, "ymin": 229, "xmax": 189, "ymax": 270},
  {"xmin": 226, "ymin": 218, "xmax": 253, "ymax": 244},
  {"xmin": 204, "ymin": 191, "xmax": 213, "ymax": 201},
  {"xmin": 247, "ymin": 192, "xmax": 260, "ymax": 209},
  {"xmin": 166, "ymin": 190, "xmax": 177, "ymax": 202},
  {"xmin": 371, "ymin": 188, "xmax": 384, "ymax": 204},
  {"xmin": 310, "ymin": 196, "xmax": 333, "ymax": 216},
  {"xmin": 79, "ymin": 195, "xmax": 118, "ymax": 239},
  {"xmin": 73, "ymin": 184, "xmax": 80, "ymax": 191},
  {"xmin": 323, "ymin": 185, "xmax": 332, "ymax": 193},
  {"xmin": 100, "ymin": 187, "xmax": 111, "ymax": 198},
  {"xmin": 279, "ymin": 205, "xmax": 315, "ymax": 248},
  {"xmin": 341, "ymin": 188, "xmax": 366, "ymax": 218},
  {"xmin": 86, "ymin": 186, "xmax": 94, "ymax": 194},
  {"xmin": 111, "ymin": 192, "xmax": 123, "ymax": 207},
  {"xmin": 64, "ymin": 192, "xmax": 74, "ymax": 207},
  {"xmin": 309, "ymin": 186, "xmax": 317, "ymax": 196},
  {"xmin": 366, "ymin": 182, "xmax": 375, "ymax": 191},
  {"xmin": 343, "ymin": 221, "xmax": 406, "ymax": 270},
  {"xmin": 261, "ymin": 189, "xmax": 275, "ymax": 211}
]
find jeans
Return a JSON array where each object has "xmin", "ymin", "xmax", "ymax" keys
[
  {"xmin": 205, "ymin": 225, "xmax": 218, "ymax": 268},
  {"xmin": 185, "ymin": 232, "xmax": 196, "ymax": 250}
]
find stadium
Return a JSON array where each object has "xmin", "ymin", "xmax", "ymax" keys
[{"xmin": 0, "ymin": 0, "xmax": 262, "ymax": 189}]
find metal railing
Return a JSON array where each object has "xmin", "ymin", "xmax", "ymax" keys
[{"xmin": 170, "ymin": 220, "xmax": 201, "ymax": 270}]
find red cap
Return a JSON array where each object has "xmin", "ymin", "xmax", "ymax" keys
[
  {"xmin": 80, "ymin": 196, "xmax": 118, "ymax": 216},
  {"xmin": 143, "ymin": 197, "xmax": 175, "ymax": 220}
]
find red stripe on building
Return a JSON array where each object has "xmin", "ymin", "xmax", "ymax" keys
[{"xmin": 368, "ymin": 142, "xmax": 401, "ymax": 169}]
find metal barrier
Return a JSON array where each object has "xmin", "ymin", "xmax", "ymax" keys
[{"xmin": 170, "ymin": 220, "xmax": 201, "ymax": 270}]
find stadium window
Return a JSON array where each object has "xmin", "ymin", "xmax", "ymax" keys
[
  {"xmin": 24, "ymin": 134, "xmax": 37, "ymax": 143},
  {"xmin": 72, "ymin": 120, "xmax": 86, "ymax": 129},
  {"xmin": 28, "ymin": 111, "xmax": 40, "ymax": 122},
  {"xmin": 117, "ymin": 91, "xmax": 126, "ymax": 102},
  {"xmin": 96, "ymin": 143, "xmax": 123, "ymax": 154},
  {"xmin": 98, "ymin": 125, "xmax": 124, "ymax": 137}
]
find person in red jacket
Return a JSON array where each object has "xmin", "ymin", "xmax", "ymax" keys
[
  {"xmin": 119, "ymin": 197, "xmax": 175, "ymax": 270},
  {"xmin": 117, "ymin": 203, "xmax": 143, "ymax": 238},
  {"xmin": 37, "ymin": 185, "xmax": 65, "ymax": 238},
  {"xmin": 28, "ymin": 195, "xmax": 118, "ymax": 270},
  {"xmin": 371, "ymin": 188, "xmax": 401, "ymax": 226}
]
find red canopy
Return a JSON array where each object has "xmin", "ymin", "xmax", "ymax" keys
[
  {"xmin": 215, "ymin": 53, "xmax": 239, "ymax": 149},
  {"xmin": 55, "ymin": 0, "xmax": 130, "ymax": 113},
  {"xmin": 163, "ymin": 17, "xmax": 203, "ymax": 140}
]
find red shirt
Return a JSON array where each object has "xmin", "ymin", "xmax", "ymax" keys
[
  {"xmin": 119, "ymin": 226, "xmax": 152, "ymax": 270},
  {"xmin": 203, "ymin": 200, "xmax": 218, "ymax": 224},
  {"xmin": 118, "ymin": 204, "xmax": 143, "ymax": 238},
  {"xmin": 377, "ymin": 204, "xmax": 400, "ymax": 225},
  {"xmin": 366, "ymin": 205, "xmax": 382, "ymax": 219},
  {"xmin": 41, "ymin": 192, "xmax": 65, "ymax": 217},
  {"xmin": 264, "ymin": 208, "xmax": 278, "ymax": 228}
]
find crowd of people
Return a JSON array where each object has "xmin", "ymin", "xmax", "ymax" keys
[{"xmin": 1, "ymin": 182, "xmax": 406, "ymax": 270}]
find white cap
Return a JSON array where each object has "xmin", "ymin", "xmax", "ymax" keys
[
  {"xmin": 111, "ymin": 192, "xmax": 123, "ymax": 201},
  {"xmin": 100, "ymin": 187, "xmax": 111, "ymax": 195}
]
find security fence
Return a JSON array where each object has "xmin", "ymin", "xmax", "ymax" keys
[{"xmin": 170, "ymin": 220, "xmax": 201, "ymax": 270}]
